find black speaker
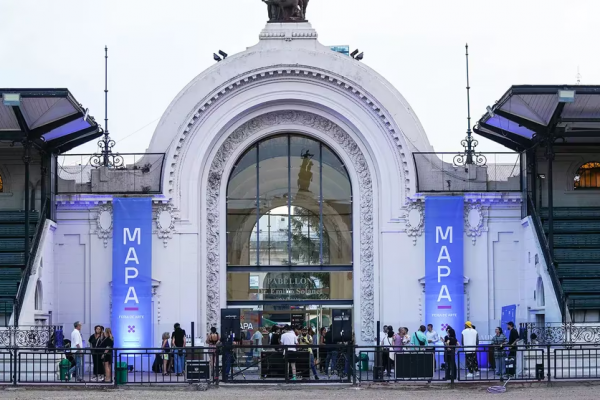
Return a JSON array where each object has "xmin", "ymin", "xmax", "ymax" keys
[
  {"xmin": 395, "ymin": 351, "xmax": 434, "ymax": 379},
  {"xmin": 332, "ymin": 309, "xmax": 352, "ymax": 343},
  {"xmin": 186, "ymin": 360, "xmax": 210, "ymax": 381},
  {"xmin": 221, "ymin": 308, "xmax": 241, "ymax": 341}
]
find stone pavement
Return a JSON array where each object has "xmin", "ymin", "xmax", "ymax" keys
[{"xmin": 1, "ymin": 383, "xmax": 600, "ymax": 399}]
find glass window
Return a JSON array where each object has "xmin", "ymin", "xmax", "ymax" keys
[
  {"xmin": 227, "ymin": 272, "xmax": 353, "ymax": 301},
  {"xmin": 574, "ymin": 162, "xmax": 600, "ymax": 189},
  {"xmin": 226, "ymin": 135, "xmax": 353, "ymax": 267}
]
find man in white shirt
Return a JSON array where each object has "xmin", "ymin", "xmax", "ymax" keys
[
  {"xmin": 426, "ymin": 324, "xmax": 440, "ymax": 370},
  {"xmin": 280, "ymin": 325, "xmax": 299, "ymax": 380},
  {"xmin": 68, "ymin": 321, "xmax": 83, "ymax": 381},
  {"xmin": 461, "ymin": 321, "xmax": 479, "ymax": 378}
]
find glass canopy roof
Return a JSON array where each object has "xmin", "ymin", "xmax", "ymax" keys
[
  {"xmin": 0, "ymin": 89, "xmax": 101, "ymax": 153},
  {"xmin": 474, "ymin": 85, "xmax": 600, "ymax": 151}
]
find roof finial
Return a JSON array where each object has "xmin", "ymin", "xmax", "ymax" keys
[
  {"xmin": 577, "ymin": 66, "xmax": 581, "ymax": 85},
  {"xmin": 454, "ymin": 44, "xmax": 486, "ymax": 168},
  {"xmin": 91, "ymin": 46, "xmax": 123, "ymax": 168}
]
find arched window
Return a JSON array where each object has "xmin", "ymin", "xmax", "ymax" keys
[
  {"xmin": 574, "ymin": 162, "xmax": 600, "ymax": 189},
  {"xmin": 0, "ymin": 172, "xmax": 3, "ymax": 192},
  {"xmin": 226, "ymin": 134, "xmax": 353, "ymax": 304},
  {"xmin": 536, "ymin": 277, "xmax": 545, "ymax": 307},
  {"xmin": 34, "ymin": 280, "xmax": 43, "ymax": 311}
]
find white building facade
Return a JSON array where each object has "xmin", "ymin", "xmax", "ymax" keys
[{"xmin": 9, "ymin": 22, "xmax": 563, "ymax": 345}]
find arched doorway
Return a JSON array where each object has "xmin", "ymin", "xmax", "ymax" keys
[{"xmin": 225, "ymin": 134, "xmax": 353, "ymax": 330}]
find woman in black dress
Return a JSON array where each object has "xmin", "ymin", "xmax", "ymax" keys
[
  {"xmin": 89, "ymin": 325, "xmax": 105, "ymax": 381},
  {"xmin": 102, "ymin": 327, "xmax": 114, "ymax": 383}
]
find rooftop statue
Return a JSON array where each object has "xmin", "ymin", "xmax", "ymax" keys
[{"xmin": 262, "ymin": 0, "xmax": 309, "ymax": 22}]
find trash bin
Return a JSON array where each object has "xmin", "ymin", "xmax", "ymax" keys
[
  {"xmin": 116, "ymin": 362, "xmax": 128, "ymax": 385},
  {"xmin": 59, "ymin": 358, "xmax": 70, "ymax": 381},
  {"xmin": 360, "ymin": 353, "xmax": 369, "ymax": 371}
]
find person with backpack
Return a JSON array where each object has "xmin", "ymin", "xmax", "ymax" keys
[{"xmin": 411, "ymin": 325, "xmax": 428, "ymax": 347}]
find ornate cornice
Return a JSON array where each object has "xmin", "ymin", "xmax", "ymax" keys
[
  {"xmin": 205, "ymin": 110, "xmax": 375, "ymax": 341},
  {"xmin": 169, "ymin": 65, "xmax": 412, "ymax": 203}
]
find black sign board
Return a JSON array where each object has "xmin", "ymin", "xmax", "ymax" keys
[
  {"xmin": 291, "ymin": 313, "xmax": 305, "ymax": 328},
  {"xmin": 332, "ymin": 309, "xmax": 352, "ymax": 342},
  {"xmin": 221, "ymin": 308, "xmax": 241, "ymax": 341}
]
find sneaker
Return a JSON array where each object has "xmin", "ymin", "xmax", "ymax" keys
[
  {"xmin": 291, "ymin": 376, "xmax": 297, "ymax": 381},
  {"xmin": 467, "ymin": 373, "xmax": 474, "ymax": 378},
  {"xmin": 91, "ymin": 376, "xmax": 98, "ymax": 382},
  {"xmin": 314, "ymin": 376, "xmax": 320, "ymax": 380}
]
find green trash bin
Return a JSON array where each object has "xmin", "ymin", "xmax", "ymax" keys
[
  {"xmin": 116, "ymin": 362, "xmax": 128, "ymax": 384},
  {"xmin": 360, "ymin": 353, "xmax": 369, "ymax": 371},
  {"xmin": 59, "ymin": 358, "xmax": 71, "ymax": 381}
]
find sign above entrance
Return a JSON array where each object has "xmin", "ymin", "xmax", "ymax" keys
[{"xmin": 424, "ymin": 197, "xmax": 465, "ymax": 335}]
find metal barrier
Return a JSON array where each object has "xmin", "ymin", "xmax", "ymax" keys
[
  {"xmin": 1, "ymin": 344, "xmax": 600, "ymax": 386},
  {"xmin": 413, "ymin": 152, "xmax": 521, "ymax": 192}
]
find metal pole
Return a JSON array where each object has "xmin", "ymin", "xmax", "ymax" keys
[
  {"xmin": 191, "ymin": 322, "xmax": 195, "ymax": 348},
  {"xmin": 40, "ymin": 154, "xmax": 47, "ymax": 214},
  {"xmin": 547, "ymin": 142, "xmax": 555, "ymax": 256},
  {"xmin": 465, "ymin": 44, "xmax": 473, "ymax": 164}
]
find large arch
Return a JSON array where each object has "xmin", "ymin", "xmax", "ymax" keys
[
  {"xmin": 204, "ymin": 110, "xmax": 374, "ymax": 340},
  {"xmin": 147, "ymin": 25, "xmax": 433, "ymax": 342}
]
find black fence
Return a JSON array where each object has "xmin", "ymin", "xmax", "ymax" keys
[
  {"xmin": 55, "ymin": 153, "xmax": 165, "ymax": 195},
  {"xmin": 1, "ymin": 344, "xmax": 600, "ymax": 386},
  {"xmin": 413, "ymin": 152, "xmax": 521, "ymax": 192}
]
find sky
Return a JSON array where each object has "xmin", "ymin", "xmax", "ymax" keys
[{"xmin": 1, "ymin": 0, "xmax": 599, "ymax": 156}]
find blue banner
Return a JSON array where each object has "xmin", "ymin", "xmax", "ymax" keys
[
  {"xmin": 112, "ymin": 198, "xmax": 153, "ymax": 350},
  {"xmin": 425, "ymin": 197, "xmax": 464, "ymax": 336}
]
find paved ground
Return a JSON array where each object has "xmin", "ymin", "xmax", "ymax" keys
[{"xmin": 1, "ymin": 384, "xmax": 600, "ymax": 400}]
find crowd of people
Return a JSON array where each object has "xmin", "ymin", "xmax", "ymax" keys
[
  {"xmin": 65, "ymin": 321, "xmax": 114, "ymax": 382},
  {"xmin": 379, "ymin": 321, "xmax": 523, "ymax": 379}
]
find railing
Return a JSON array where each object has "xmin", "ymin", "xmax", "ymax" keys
[
  {"xmin": 0, "ymin": 326, "xmax": 61, "ymax": 347},
  {"xmin": 520, "ymin": 323, "xmax": 600, "ymax": 345},
  {"xmin": 527, "ymin": 195, "xmax": 566, "ymax": 318},
  {"xmin": 14, "ymin": 199, "xmax": 49, "ymax": 327},
  {"xmin": 55, "ymin": 153, "xmax": 165, "ymax": 195},
  {"xmin": 3, "ymin": 344, "xmax": 600, "ymax": 386},
  {"xmin": 413, "ymin": 152, "xmax": 521, "ymax": 192}
]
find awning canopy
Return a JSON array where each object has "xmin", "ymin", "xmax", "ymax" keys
[
  {"xmin": 0, "ymin": 89, "xmax": 101, "ymax": 153},
  {"xmin": 474, "ymin": 85, "xmax": 600, "ymax": 152}
]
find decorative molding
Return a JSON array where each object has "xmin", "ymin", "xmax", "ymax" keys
[
  {"xmin": 404, "ymin": 201, "xmax": 424, "ymax": 246},
  {"xmin": 205, "ymin": 110, "xmax": 375, "ymax": 341},
  {"xmin": 155, "ymin": 203, "xmax": 179, "ymax": 248},
  {"xmin": 94, "ymin": 204, "xmax": 113, "ymax": 248},
  {"xmin": 169, "ymin": 65, "xmax": 412, "ymax": 203},
  {"xmin": 259, "ymin": 23, "xmax": 318, "ymax": 41},
  {"xmin": 464, "ymin": 202, "xmax": 488, "ymax": 245}
]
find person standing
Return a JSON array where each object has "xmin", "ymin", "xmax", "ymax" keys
[
  {"xmin": 444, "ymin": 327, "xmax": 459, "ymax": 381},
  {"xmin": 506, "ymin": 321, "xmax": 521, "ymax": 377},
  {"xmin": 318, "ymin": 327, "xmax": 327, "ymax": 373},
  {"xmin": 161, "ymin": 332, "xmax": 171, "ymax": 376},
  {"xmin": 171, "ymin": 323, "xmax": 187, "ymax": 377},
  {"xmin": 281, "ymin": 325, "xmax": 299, "ymax": 381},
  {"xmin": 299, "ymin": 327, "xmax": 319, "ymax": 380},
  {"xmin": 101, "ymin": 328, "xmax": 114, "ymax": 383},
  {"xmin": 252, "ymin": 328, "xmax": 263, "ymax": 363},
  {"xmin": 411, "ymin": 325, "xmax": 428, "ymax": 346},
  {"xmin": 89, "ymin": 325, "xmax": 105, "ymax": 381},
  {"xmin": 206, "ymin": 327, "xmax": 220, "ymax": 377},
  {"xmin": 68, "ymin": 321, "xmax": 84, "ymax": 382},
  {"xmin": 491, "ymin": 327, "xmax": 507, "ymax": 376},
  {"xmin": 426, "ymin": 324, "xmax": 440, "ymax": 370},
  {"xmin": 461, "ymin": 322, "xmax": 479, "ymax": 378},
  {"xmin": 381, "ymin": 329, "xmax": 395, "ymax": 377},
  {"xmin": 324, "ymin": 325, "xmax": 335, "ymax": 375}
]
